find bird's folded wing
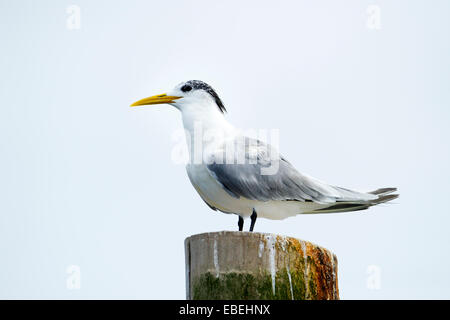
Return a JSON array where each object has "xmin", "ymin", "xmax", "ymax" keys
[{"xmin": 205, "ymin": 137, "xmax": 376, "ymax": 204}]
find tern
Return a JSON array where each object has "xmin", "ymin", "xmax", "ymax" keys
[{"xmin": 131, "ymin": 80, "xmax": 398, "ymax": 231}]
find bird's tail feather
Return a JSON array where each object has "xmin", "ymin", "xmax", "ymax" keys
[
  {"xmin": 368, "ymin": 187, "xmax": 397, "ymax": 196},
  {"xmin": 369, "ymin": 193, "xmax": 399, "ymax": 205},
  {"xmin": 308, "ymin": 187, "xmax": 398, "ymax": 214}
]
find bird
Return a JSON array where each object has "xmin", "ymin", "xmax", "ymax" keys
[{"xmin": 131, "ymin": 80, "xmax": 398, "ymax": 232}]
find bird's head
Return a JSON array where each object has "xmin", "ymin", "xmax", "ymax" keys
[{"xmin": 130, "ymin": 80, "xmax": 226, "ymax": 114}]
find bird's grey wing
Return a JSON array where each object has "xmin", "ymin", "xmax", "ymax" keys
[{"xmin": 206, "ymin": 137, "xmax": 376, "ymax": 204}]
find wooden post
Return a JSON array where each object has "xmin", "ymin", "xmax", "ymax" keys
[{"xmin": 185, "ymin": 231, "xmax": 339, "ymax": 300}]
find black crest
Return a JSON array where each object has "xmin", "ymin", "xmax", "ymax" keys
[{"xmin": 185, "ymin": 80, "xmax": 226, "ymax": 113}]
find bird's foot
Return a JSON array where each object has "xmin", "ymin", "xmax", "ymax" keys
[
  {"xmin": 238, "ymin": 216, "xmax": 244, "ymax": 231},
  {"xmin": 249, "ymin": 209, "xmax": 257, "ymax": 232}
]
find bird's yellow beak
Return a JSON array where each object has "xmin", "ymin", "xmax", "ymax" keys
[{"xmin": 130, "ymin": 93, "xmax": 182, "ymax": 107}]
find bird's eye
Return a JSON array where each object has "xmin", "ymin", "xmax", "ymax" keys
[{"xmin": 181, "ymin": 85, "xmax": 192, "ymax": 92}]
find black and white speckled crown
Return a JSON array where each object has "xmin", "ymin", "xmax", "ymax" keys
[{"xmin": 184, "ymin": 80, "xmax": 226, "ymax": 114}]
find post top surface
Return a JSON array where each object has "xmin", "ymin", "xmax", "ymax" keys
[{"xmin": 185, "ymin": 231, "xmax": 334, "ymax": 256}]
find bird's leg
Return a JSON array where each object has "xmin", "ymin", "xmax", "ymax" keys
[
  {"xmin": 249, "ymin": 209, "xmax": 257, "ymax": 232},
  {"xmin": 238, "ymin": 216, "xmax": 244, "ymax": 231}
]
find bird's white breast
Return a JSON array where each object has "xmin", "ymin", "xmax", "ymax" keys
[{"xmin": 186, "ymin": 163, "xmax": 254, "ymax": 217}]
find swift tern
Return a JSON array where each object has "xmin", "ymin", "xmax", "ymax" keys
[{"xmin": 131, "ymin": 80, "xmax": 398, "ymax": 231}]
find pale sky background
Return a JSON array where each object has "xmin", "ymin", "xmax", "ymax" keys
[{"xmin": 1, "ymin": 0, "xmax": 449, "ymax": 299}]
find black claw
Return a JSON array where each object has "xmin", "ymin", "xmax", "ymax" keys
[
  {"xmin": 238, "ymin": 216, "xmax": 244, "ymax": 231},
  {"xmin": 249, "ymin": 209, "xmax": 257, "ymax": 232}
]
